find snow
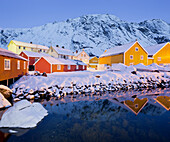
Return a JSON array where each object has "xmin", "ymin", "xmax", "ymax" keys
[
  {"xmin": 52, "ymin": 46, "xmax": 74, "ymax": 56},
  {"xmin": 144, "ymin": 42, "xmax": 168, "ymax": 55},
  {"xmin": 22, "ymin": 50, "xmax": 51, "ymax": 57},
  {"xmin": 0, "ymin": 100, "xmax": 48, "ymax": 128},
  {"xmin": 100, "ymin": 41, "xmax": 136, "ymax": 57},
  {"xmin": 0, "ymin": 92, "xmax": 11, "ymax": 109},
  {"xmin": 12, "ymin": 40, "xmax": 49, "ymax": 50}
]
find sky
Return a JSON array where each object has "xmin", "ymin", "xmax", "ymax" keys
[{"xmin": 0, "ymin": 0, "xmax": 170, "ymax": 28}]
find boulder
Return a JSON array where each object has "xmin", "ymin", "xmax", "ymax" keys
[
  {"xmin": 0, "ymin": 92, "xmax": 11, "ymax": 109},
  {"xmin": 0, "ymin": 85, "xmax": 12, "ymax": 99}
]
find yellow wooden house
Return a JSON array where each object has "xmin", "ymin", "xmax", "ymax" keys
[
  {"xmin": 145, "ymin": 42, "xmax": 170, "ymax": 65},
  {"xmin": 89, "ymin": 56, "xmax": 99, "ymax": 69},
  {"xmin": 99, "ymin": 41, "xmax": 148, "ymax": 66},
  {"xmin": 8, "ymin": 40, "xmax": 49, "ymax": 55}
]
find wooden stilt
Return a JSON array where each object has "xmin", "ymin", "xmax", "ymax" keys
[{"xmin": 7, "ymin": 79, "xmax": 8, "ymax": 86}]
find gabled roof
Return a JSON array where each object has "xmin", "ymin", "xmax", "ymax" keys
[
  {"xmin": 144, "ymin": 42, "xmax": 168, "ymax": 56},
  {"xmin": 21, "ymin": 51, "xmax": 51, "ymax": 57},
  {"xmin": 100, "ymin": 41, "xmax": 141, "ymax": 58},
  {"xmin": 52, "ymin": 46, "xmax": 74, "ymax": 56},
  {"xmin": 73, "ymin": 60, "xmax": 87, "ymax": 65},
  {"xmin": 11, "ymin": 40, "xmax": 49, "ymax": 50},
  {"xmin": 34, "ymin": 56, "xmax": 76, "ymax": 65},
  {"xmin": 74, "ymin": 50, "xmax": 89, "ymax": 57},
  {"xmin": 0, "ymin": 48, "xmax": 27, "ymax": 61}
]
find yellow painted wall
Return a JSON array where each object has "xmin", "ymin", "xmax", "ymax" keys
[
  {"xmin": 153, "ymin": 43, "xmax": 170, "ymax": 65},
  {"xmin": 125, "ymin": 42, "xmax": 148, "ymax": 66},
  {"xmin": 89, "ymin": 57, "xmax": 98, "ymax": 64},
  {"xmin": 8, "ymin": 41, "xmax": 17, "ymax": 54},
  {"xmin": 47, "ymin": 47, "xmax": 59, "ymax": 58},
  {"xmin": 99, "ymin": 54, "xmax": 124, "ymax": 66},
  {"xmin": 148, "ymin": 58, "xmax": 154, "ymax": 65}
]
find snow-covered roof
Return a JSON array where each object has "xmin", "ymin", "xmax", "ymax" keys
[
  {"xmin": 144, "ymin": 42, "xmax": 168, "ymax": 55},
  {"xmin": 12, "ymin": 40, "xmax": 49, "ymax": 50},
  {"xmin": 0, "ymin": 48, "xmax": 27, "ymax": 61},
  {"xmin": 35, "ymin": 56, "xmax": 77, "ymax": 65},
  {"xmin": 74, "ymin": 50, "xmax": 89, "ymax": 57},
  {"xmin": 52, "ymin": 47, "xmax": 74, "ymax": 56},
  {"xmin": 73, "ymin": 60, "xmax": 87, "ymax": 65},
  {"xmin": 100, "ymin": 41, "xmax": 138, "ymax": 58},
  {"xmin": 22, "ymin": 51, "xmax": 51, "ymax": 57}
]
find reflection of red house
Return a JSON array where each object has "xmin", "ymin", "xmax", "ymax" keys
[
  {"xmin": 34, "ymin": 56, "xmax": 87, "ymax": 73},
  {"xmin": 19, "ymin": 51, "xmax": 50, "ymax": 71}
]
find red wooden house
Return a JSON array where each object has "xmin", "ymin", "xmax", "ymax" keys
[
  {"xmin": 0, "ymin": 48, "xmax": 28, "ymax": 86},
  {"xmin": 19, "ymin": 51, "xmax": 50, "ymax": 71},
  {"xmin": 34, "ymin": 56, "xmax": 87, "ymax": 73}
]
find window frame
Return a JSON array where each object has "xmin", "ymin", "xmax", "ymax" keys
[
  {"xmin": 140, "ymin": 55, "xmax": 144, "ymax": 60},
  {"xmin": 57, "ymin": 65, "xmax": 61, "ymax": 70},
  {"xmin": 158, "ymin": 57, "xmax": 161, "ymax": 61},
  {"xmin": 130, "ymin": 55, "xmax": 133, "ymax": 60},
  {"xmin": 24, "ymin": 61, "xmax": 26, "ymax": 69},
  {"xmin": 135, "ymin": 47, "xmax": 139, "ymax": 52},
  {"xmin": 76, "ymin": 65, "xmax": 79, "ymax": 70},
  {"xmin": 4, "ymin": 59, "xmax": 11, "ymax": 70},
  {"xmin": 17, "ymin": 60, "xmax": 20, "ymax": 70}
]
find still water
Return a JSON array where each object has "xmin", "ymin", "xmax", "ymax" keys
[{"xmin": 0, "ymin": 88, "xmax": 170, "ymax": 142}]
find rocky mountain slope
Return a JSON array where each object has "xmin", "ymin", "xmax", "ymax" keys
[{"xmin": 0, "ymin": 14, "xmax": 170, "ymax": 56}]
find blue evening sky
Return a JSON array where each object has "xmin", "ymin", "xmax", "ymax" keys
[{"xmin": 0, "ymin": 0, "xmax": 170, "ymax": 28}]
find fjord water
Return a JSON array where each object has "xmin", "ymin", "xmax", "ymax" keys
[{"xmin": 1, "ymin": 88, "xmax": 170, "ymax": 142}]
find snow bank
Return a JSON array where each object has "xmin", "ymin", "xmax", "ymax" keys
[
  {"xmin": 0, "ymin": 93, "xmax": 11, "ymax": 109},
  {"xmin": 0, "ymin": 100, "xmax": 48, "ymax": 128}
]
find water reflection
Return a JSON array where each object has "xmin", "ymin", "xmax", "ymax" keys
[{"xmin": 0, "ymin": 88, "xmax": 169, "ymax": 142}]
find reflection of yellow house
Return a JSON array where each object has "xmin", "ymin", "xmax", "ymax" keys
[
  {"xmin": 89, "ymin": 56, "xmax": 98, "ymax": 69},
  {"xmin": 73, "ymin": 49, "xmax": 90, "ymax": 64},
  {"xmin": 145, "ymin": 42, "xmax": 170, "ymax": 65},
  {"xmin": 8, "ymin": 40, "xmax": 49, "ymax": 55},
  {"xmin": 155, "ymin": 96, "xmax": 170, "ymax": 110},
  {"xmin": 124, "ymin": 98, "xmax": 148, "ymax": 115},
  {"xmin": 99, "ymin": 41, "xmax": 148, "ymax": 66}
]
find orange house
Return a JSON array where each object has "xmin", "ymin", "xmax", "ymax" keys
[
  {"xmin": 0, "ymin": 48, "xmax": 28, "ymax": 85},
  {"xmin": 34, "ymin": 56, "xmax": 87, "ymax": 73}
]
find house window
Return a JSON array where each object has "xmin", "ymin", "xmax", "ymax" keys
[
  {"xmin": 19, "ymin": 46, "xmax": 21, "ymax": 49},
  {"xmin": 83, "ymin": 65, "xmax": 85, "ymax": 69},
  {"xmin": 44, "ymin": 50, "xmax": 46, "ymax": 52},
  {"xmin": 23, "ymin": 47, "xmax": 26, "ymax": 50},
  {"xmin": 158, "ymin": 57, "xmax": 161, "ymax": 61},
  {"xmin": 57, "ymin": 65, "xmax": 61, "ymax": 70},
  {"xmin": 17, "ymin": 60, "xmax": 20, "ymax": 69},
  {"xmin": 130, "ymin": 55, "xmax": 133, "ymax": 60},
  {"xmin": 135, "ymin": 47, "xmax": 139, "ymax": 52},
  {"xmin": 40, "ymin": 49, "xmax": 42, "ymax": 52},
  {"xmin": 84, "ymin": 54, "xmax": 86, "ymax": 57},
  {"xmin": 51, "ymin": 49, "xmax": 53, "ymax": 52},
  {"xmin": 31, "ymin": 48, "xmax": 33, "ymax": 51},
  {"xmin": 4, "ymin": 59, "xmax": 10, "ymax": 70},
  {"xmin": 81, "ymin": 54, "xmax": 83, "ymax": 57},
  {"xmin": 140, "ymin": 55, "xmax": 144, "ymax": 60},
  {"xmin": 24, "ymin": 62, "xmax": 26, "ymax": 69},
  {"xmin": 130, "ymin": 63, "xmax": 134, "ymax": 65},
  {"xmin": 76, "ymin": 65, "xmax": 79, "ymax": 70},
  {"xmin": 68, "ymin": 65, "xmax": 71, "ymax": 70}
]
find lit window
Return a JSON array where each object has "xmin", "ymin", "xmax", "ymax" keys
[
  {"xmin": 57, "ymin": 65, "xmax": 61, "ymax": 70},
  {"xmin": 81, "ymin": 54, "xmax": 83, "ymax": 57},
  {"xmin": 4, "ymin": 59, "xmax": 10, "ymax": 70},
  {"xmin": 158, "ymin": 57, "xmax": 161, "ymax": 61},
  {"xmin": 140, "ymin": 55, "xmax": 144, "ymax": 60},
  {"xmin": 84, "ymin": 54, "xmax": 86, "ymax": 57},
  {"xmin": 23, "ymin": 47, "xmax": 26, "ymax": 50},
  {"xmin": 24, "ymin": 62, "xmax": 26, "ymax": 69},
  {"xmin": 76, "ymin": 65, "xmax": 79, "ymax": 69},
  {"xmin": 68, "ymin": 65, "xmax": 71, "ymax": 70},
  {"xmin": 17, "ymin": 60, "xmax": 20, "ymax": 70},
  {"xmin": 135, "ymin": 47, "xmax": 139, "ymax": 52},
  {"xmin": 130, "ymin": 55, "xmax": 133, "ymax": 60}
]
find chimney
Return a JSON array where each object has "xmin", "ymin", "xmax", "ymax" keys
[
  {"xmin": 104, "ymin": 50, "xmax": 107, "ymax": 53},
  {"xmin": 30, "ymin": 42, "xmax": 32, "ymax": 44},
  {"xmin": 82, "ymin": 48, "xmax": 84, "ymax": 51},
  {"xmin": 76, "ymin": 50, "xmax": 78, "ymax": 53},
  {"xmin": 136, "ymin": 39, "xmax": 138, "ymax": 41},
  {"xmin": 56, "ymin": 45, "xmax": 59, "ymax": 47},
  {"xmin": 62, "ymin": 46, "xmax": 64, "ymax": 49}
]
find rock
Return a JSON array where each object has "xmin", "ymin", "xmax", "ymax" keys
[
  {"xmin": 0, "ymin": 85, "xmax": 12, "ymax": 99},
  {"xmin": 0, "ymin": 92, "xmax": 11, "ymax": 109},
  {"xmin": 42, "ymin": 72, "xmax": 47, "ymax": 77}
]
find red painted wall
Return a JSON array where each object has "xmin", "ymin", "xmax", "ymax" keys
[{"xmin": 35, "ymin": 58, "xmax": 51, "ymax": 73}]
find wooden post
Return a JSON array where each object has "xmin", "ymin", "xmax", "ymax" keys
[
  {"xmin": 13, "ymin": 78, "xmax": 15, "ymax": 83},
  {"xmin": 7, "ymin": 79, "xmax": 8, "ymax": 86}
]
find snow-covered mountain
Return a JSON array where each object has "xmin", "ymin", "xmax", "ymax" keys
[{"xmin": 0, "ymin": 14, "xmax": 170, "ymax": 56}]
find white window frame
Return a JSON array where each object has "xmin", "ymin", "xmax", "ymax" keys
[
  {"xmin": 17, "ymin": 60, "xmax": 20, "ymax": 70},
  {"xmin": 158, "ymin": 57, "xmax": 161, "ymax": 61},
  {"xmin": 140, "ymin": 55, "xmax": 144, "ymax": 60},
  {"xmin": 68, "ymin": 65, "xmax": 71, "ymax": 70},
  {"xmin": 83, "ymin": 65, "xmax": 85, "ymax": 69},
  {"xmin": 57, "ymin": 65, "xmax": 61, "ymax": 70},
  {"xmin": 130, "ymin": 55, "xmax": 133, "ymax": 60},
  {"xmin": 24, "ymin": 61, "xmax": 26, "ymax": 69},
  {"xmin": 4, "ymin": 59, "xmax": 10, "ymax": 70},
  {"xmin": 76, "ymin": 65, "xmax": 79, "ymax": 70},
  {"xmin": 135, "ymin": 47, "xmax": 139, "ymax": 52}
]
